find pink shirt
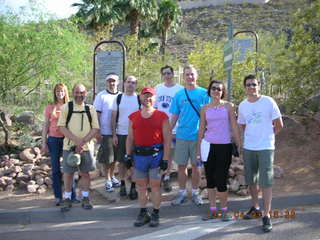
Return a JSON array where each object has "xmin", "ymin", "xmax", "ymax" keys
[{"xmin": 44, "ymin": 103, "xmax": 64, "ymax": 138}]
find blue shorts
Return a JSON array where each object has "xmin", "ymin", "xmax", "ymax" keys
[{"xmin": 133, "ymin": 144, "xmax": 163, "ymax": 173}]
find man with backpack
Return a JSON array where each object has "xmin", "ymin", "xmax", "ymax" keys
[
  {"xmin": 111, "ymin": 76, "xmax": 140, "ymax": 200},
  {"xmin": 93, "ymin": 73, "xmax": 121, "ymax": 193},
  {"xmin": 58, "ymin": 84, "xmax": 99, "ymax": 212}
]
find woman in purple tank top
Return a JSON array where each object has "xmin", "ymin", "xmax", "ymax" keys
[{"xmin": 196, "ymin": 80, "xmax": 241, "ymax": 221}]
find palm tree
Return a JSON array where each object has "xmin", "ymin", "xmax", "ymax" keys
[
  {"xmin": 72, "ymin": 0, "xmax": 121, "ymax": 41},
  {"xmin": 114, "ymin": 0, "xmax": 158, "ymax": 36},
  {"xmin": 157, "ymin": 0, "xmax": 182, "ymax": 55}
]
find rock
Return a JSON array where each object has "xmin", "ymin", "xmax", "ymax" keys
[
  {"xmin": 237, "ymin": 188, "xmax": 249, "ymax": 196},
  {"xmin": 18, "ymin": 180, "xmax": 28, "ymax": 188},
  {"xmin": 0, "ymin": 177, "xmax": 6, "ymax": 186},
  {"xmin": 20, "ymin": 148, "xmax": 36, "ymax": 162},
  {"xmin": 0, "ymin": 168, "xmax": 4, "ymax": 177},
  {"xmin": 0, "ymin": 111, "xmax": 12, "ymax": 126},
  {"xmin": 27, "ymin": 184, "xmax": 39, "ymax": 193},
  {"xmin": 0, "ymin": 155, "xmax": 9, "ymax": 161},
  {"xmin": 228, "ymin": 168, "xmax": 235, "ymax": 177},
  {"xmin": 6, "ymin": 177, "xmax": 15, "ymax": 185},
  {"xmin": 9, "ymin": 154, "xmax": 19, "ymax": 159},
  {"xmin": 28, "ymin": 180, "xmax": 36, "ymax": 185},
  {"xmin": 11, "ymin": 159, "xmax": 21, "ymax": 165},
  {"xmin": 44, "ymin": 177, "xmax": 52, "ymax": 186},
  {"xmin": 16, "ymin": 173, "xmax": 30, "ymax": 182},
  {"xmin": 32, "ymin": 147, "xmax": 41, "ymax": 156},
  {"xmin": 8, "ymin": 172, "xmax": 16, "ymax": 178},
  {"xmin": 229, "ymin": 179, "xmax": 240, "ymax": 192},
  {"xmin": 16, "ymin": 111, "xmax": 35, "ymax": 125},
  {"xmin": 39, "ymin": 164, "xmax": 50, "ymax": 171},
  {"xmin": 13, "ymin": 166, "xmax": 22, "ymax": 173},
  {"xmin": 37, "ymin": 185, "xmax": 47, "ymax": 194},
  {"xmin": 236, "ymin": 175, "xmax": 246, "ymax": 186},
  {"xmin": 36, "ymin": 177, "xmax": 44, "ymax": 185},
  {"xmin": 274, "ymin": 165, "xmax": 284, "ymax": 179},
  {"xmin": 23, "ymin": 163, "xmax": 34, "ymax": 172},
  {"xmin": 5, "ymin": 184, "xmax": 14, "ymax": 192},
  {"xmin": 314, "ymin": 112, "xmax": 320, "ymax": 122}
]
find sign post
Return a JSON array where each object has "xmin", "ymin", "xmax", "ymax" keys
[
  {"xmin": 224, "ymin": 24, "xmax": 233, "ymax": 101},
  {"xmin": 93, "ymin": 40, "xmax": 126, "ymax": 99}
]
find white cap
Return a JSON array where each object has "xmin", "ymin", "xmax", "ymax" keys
[{"xmin": 106, "ymin": 74, "xmax": 119, "ymax": 82}]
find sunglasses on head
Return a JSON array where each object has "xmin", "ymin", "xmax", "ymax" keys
[
  {"xmin": 211, "ymin": 86, "xmax": 222, "ymax": 92},
  {"xmin": 246, "ymin": 83, "xmax": 258, "ymax": 87},
  {"xmin": 162, "ymin": 72, "xmax": 172, "ymax": 75}
]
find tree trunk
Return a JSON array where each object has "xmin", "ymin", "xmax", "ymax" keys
[{"xmin": 129, "ymin": 10, "xmax": 140, "ymax": 36}]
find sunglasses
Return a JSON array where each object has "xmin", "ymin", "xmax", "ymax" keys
[
  {"xmin": 211, "ymin": 87, "xmax": 222, "ymax": 92},
  {"xmin": 162, "ymin": 72, "xmax": 172, "ymax": 75},
  {"xmin": 246, "ymin": 83, "xmax": 258, "ymax": 87}
]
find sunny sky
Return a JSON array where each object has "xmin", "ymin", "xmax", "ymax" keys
[{"xmin": 0, "ymin": 0, "xmax": 79, "ymax": 19}]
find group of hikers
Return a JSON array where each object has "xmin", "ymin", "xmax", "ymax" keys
[{"xmin": 41, "ymin": 64, "xmax": 283, "ymax": 232}]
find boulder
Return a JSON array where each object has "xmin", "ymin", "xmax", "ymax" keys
[
  {"xmin": 236, "ymin": 175, "xmax": 246, "ymax": 186},
  {"xmin": 274, "ymin": 165, "xmax": 284, "ymax": 179},
  {"xmin": 5, "ymin": 184, "xmax": 14, "ymax": 192},
  {"xmin": 20, "ymin": 148, "xmax": 36, "ymax": 162},
  {"xmin": 27, "ymin": 184, "xmax": 39, "ymax": 193},
  {"xmin": 36, "ymin": 177, "xmax": 44, "ymax": 185},
  {"xmin": 229, "ymin": 179, "xmax": 240, "ymax": 192},
  {"xmin": 44, "ymin": 177, "xmax": 52, "ymax": 186},
  {"xmin": 16, "ymin": 111, "xmax": 35, "ymax": 125},
  {"xmin": 23, "ymin": 163, "xmax": 34, "ymax": 172},
  {"xmin": 37, "ymin": 184, "xmax": 47, "ymax": 194},
  {"xmin": 39, "ymin": 164, "xmax": 50, "ymax": 171}
]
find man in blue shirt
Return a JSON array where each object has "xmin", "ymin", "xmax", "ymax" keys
[{"xmin": 170, "ymin": 65, "xmax": 209, "ymax": 206}]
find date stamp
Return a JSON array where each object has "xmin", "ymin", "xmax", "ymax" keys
[{"xmin": 205, "ymin": 209, "xmax": 297, "ymax": 219}]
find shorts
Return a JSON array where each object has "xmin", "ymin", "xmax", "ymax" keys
[
  {"xmin": 133, "ymin": 167, "xmax": 161, "ymax": 180},
  {"xmin": 204, "ymin": 144, "xmax": 232, "ymax": 192},
  {"xmin": 174, "ymin": 139, "xmax": 197, "ymax": 165},
  {"xmin": 97, "ymin": 135, "xmax": 116, "ymax": 164},
  {"xmin": 115, "ymin": 135, "xmax": 127, "ymax": 163},
  {"xmin": 243, "ymin": 149, "xmax": 274, "ymax": 188},
  {"xmin": 62, "ymin": 150, "xmax": 96, "ymax": 173}
]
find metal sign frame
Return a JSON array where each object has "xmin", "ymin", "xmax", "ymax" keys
[{"xmin": 93, "ymin": 40, "xmax": 126, "ymax": 99}]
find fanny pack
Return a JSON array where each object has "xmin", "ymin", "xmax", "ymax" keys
[{"xmin": 134, "ymin": 145, "xmax": 163, "ymax": 156}]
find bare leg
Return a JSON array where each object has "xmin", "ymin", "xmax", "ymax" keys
[
  {"xmin": 79, "ymin": 171, "xmax": 90, "ymax": 192},
  {"xmin": 208, "ymin": 188, "xmax": 217, "ymax": 207},
  {"xmin": 218, "ymin": 191, "xmax": 228, "ymax": 208},
  {"xmin": 262, "ymin": 187, "xmax": 272, "ymax": 217},
  {"xmin": 249, "ymin": 184, "xmax": 260, "ymax": 209},
  {"xmin": 191, "ymin": 163, "xmax": 200, "ymax": 189},
  {"xmin": 63, "ymin": 173, "xmax": 74, "ymax": 192},
  {"xmin": 136, "ymin": 178, "xmax": 149, "ymax": 208},
  {"xmin": 149, "ymin": 179, "xmax": 161, "ymax": 209},
  {"xmin": 178, "ymin": 165, "xmax": 188, "ymax": 189}
]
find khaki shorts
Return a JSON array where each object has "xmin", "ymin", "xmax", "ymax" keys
[
  {"xmin": 62, "ymin": 150, "xmax": 96, "ymax": 173},
  {"xmin": 243, "ymin": 149, "xmax": 274, "ymax": 188},
  {"xmin": 97, "ymin": 135, "xmax": 116, "ymax": 164},
  {"xmin": 174, "ymin": 139, "xmax": 197, "ymax": 166},
  {"xmin": 133, "ymin": 167, "xmax": 161, "ymax": 180}
]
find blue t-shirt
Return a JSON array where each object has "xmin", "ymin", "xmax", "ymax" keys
[{"xmin": 170, "ymin": 87, "xmax": 209, "ymax": 140}]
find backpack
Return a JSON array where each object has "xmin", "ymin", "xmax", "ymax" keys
[
  {"xmin": 66, "ymin": 101, "xmax": 92, "ymax": 129},
  {"xmin": 116, "ymin": 93, "xmax": 141, "ymax": 123}
]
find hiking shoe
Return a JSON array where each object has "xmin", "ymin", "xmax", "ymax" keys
[
  {"xmin": 243, "ymin": 206, "xmax": 262, "ymax": 219},
  {"xmin": 81, "ymin": 197, "xmax": 93, "ymax": 210},
  {"xmin": 111, "ymin": 177, "xmax": 121, "ymax": 188},
  {"xmin": 72, "ymin": 198, "xmax": 81, "ymax": 204},
  {"xmin": 105, "ymin": 181, "xmax": 114, "ymax": 192},
  {"xmin": 171, "ymin": 192, "xmax": 188, "ymax": 206},
  {"xmin": 120, "ymin": 185, "xmax": 127, "ymax": 197},
  {"xmin": 134, "ymin": 211, "xmax": 151, "ymax": 227},
  {"xmin": 149, "ymin": 212, "xmax": 160, "ymax": 227},
  {"xmin": 262, "ymin": 216, "xmax": 272, "ymax": 232},
  {"xmin": 221, "ymin": 211, "xmax": 233, "ymax": 221},
  {"xmin": 60, "ymin": 199, "xmax": 72, "ymax": 212},
  {"xmin": 162, "ymin": 179, "xmax": 172, "ymax": 192},
  {"xmin": 192, "ymin": 193, "xmax": 203, "ymax": 206},
  {"xmin": 202, "ymin": 211, "xmax": 218, "ymax": 221},
  {"xmin": 129, "ymin": 187, "xmax": 138, "ymax": 200}
]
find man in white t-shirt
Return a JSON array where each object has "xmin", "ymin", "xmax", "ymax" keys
[
  {"xmin": 93, "ymin": 73, "xmax": 121, "ymax": 193},
  {"xmin": 155, "ymin": 65, "xmax": 183, "ymax": 192},
  {"xmin": 111, "ymin": 76, "xmax": 140, "ymax": 200},
  {"xmin": 238, "ymin": 74, "xmax": 283, "ymax": 233}
]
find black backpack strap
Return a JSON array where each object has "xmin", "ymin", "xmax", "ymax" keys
[
  {"xmin": 184, "ymin": 88, "xmax": 200, "ymax": 117},
  {"xmin": 84, "ymin": 104, "xmax": 92, "ymax": 129},
  {"xmin": 137, "ymin": 95, "xmax": 141, "ymax": 109},
  {"xmin": 66, "ymin": 101, "xmax": 73, "ymax": 129},
  {"xmin": 116, "ymin": 93, "xmax": 122, "ymax": 124}
]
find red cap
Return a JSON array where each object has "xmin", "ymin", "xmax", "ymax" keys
[{"xmin": 141, "ymin": 87, "xmax": 156, "ymax": 95}]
